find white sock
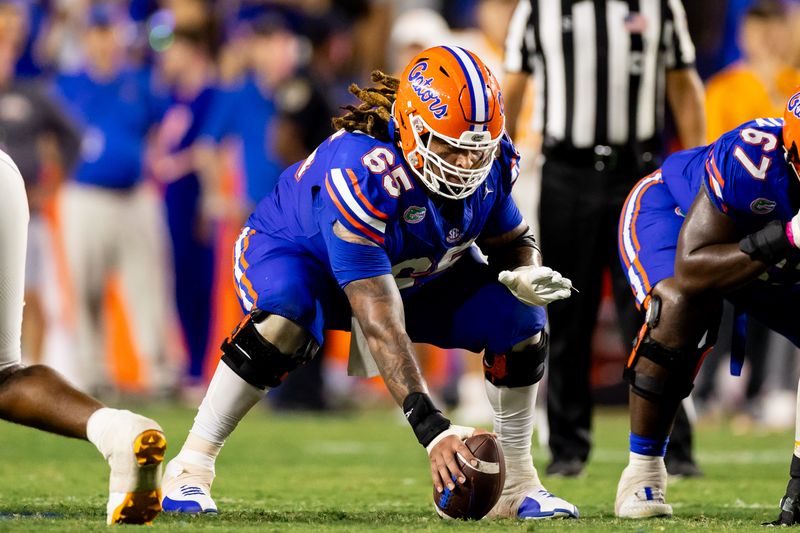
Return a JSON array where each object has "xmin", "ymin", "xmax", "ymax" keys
[
  {"xmin": 86, "ymin": 407, "xmax": 163, "ymax": 495},
  {"xmin": 175, "ymin": 364, "xmax": 267, "ymax": 467},
  {"xmin": 176, "ymin": 436, "xmax": 221, "ymax": 471},
  {"xmin": 484, "ymin": 380, "xmax": 542, "ymax": 490},
  {"xmin": 86, "ymin": 407, "xmax": 125, "ymax": 459},
  {"xmin": 628, "ymin": 451, "xmax": 665, "ymax": 472}
]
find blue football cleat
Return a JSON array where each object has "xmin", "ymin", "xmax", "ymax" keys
[
  {"xmin": 517, "ymin": 489, "xmax": 580, "ymax": 519},
  {"xmin": 161, "ymin": 459, "xmax": 218, "ymax": 514},
  {"xmin": 488, "ymin": 486, "xmax": 579, "ymax": 519}
]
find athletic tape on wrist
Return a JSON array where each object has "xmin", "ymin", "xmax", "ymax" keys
[{"xmin": 402, "ymin": 392, "xmax": 451, "ymax": 448}]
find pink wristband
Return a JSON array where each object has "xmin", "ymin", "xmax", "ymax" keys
[{"xmin": 787, "ymin": 221, "xmax": 796, "ymax": 247}]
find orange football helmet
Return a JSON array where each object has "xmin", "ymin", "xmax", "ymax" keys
[
  {"xmin": 393, "ymin": 46, "xmax": 505, "ymax": 200},
  {"xmin": 785, "ymin": 89, "xmax": 800, "ymax": 156},
  {"xmin": 784, "ymin": 88, "xmax": 800, "ymax": 183}
]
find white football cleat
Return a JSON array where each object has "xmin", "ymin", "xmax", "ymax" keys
[
  {"xmin": 488, "ymin": 486, "xmax": 579, "ymax": 519},
  {"xmin": 161, "ymin": 458, "xmax": 218, "ymax": 514},
  {"xmin": 103, "ymin": 414, "xmax": 167, "ymax": 525},
  {"xmin": 615, "ymin": 462, "xmax": 673, "ymax": 518}
]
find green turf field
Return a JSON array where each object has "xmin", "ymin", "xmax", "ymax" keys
[{"xmin": 0, "ymin": 404, "xmax": 793, "ymax": 531}]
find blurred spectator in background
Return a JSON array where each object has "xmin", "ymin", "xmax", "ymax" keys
[
  {"xmin": 37, "ymin": 0, "xmax": 92, "ymax": 74},
  {"xmin": 694, "ymin": 0, "xmax": 800, "ymax": 429},
  {"xmin": 348, "ymin": 0, "xmax": 390, "ymax": 80},
  {"xmin": 705, "ymin": 0, "xmax": 800, "ymax": 139},
  {"xmin": 53, "ymin": 4, "xmax": 175, "ymax": 396},
  {"xmin": 151, "ymin": 20, "xmax": 220, "ymax": 389},
  {"xmin": 195, "ymin": 9, "xmax": 299, "ymax": 217},
  {"xmin": 216, "ymin": 9, "xmax": 251, "ymax": 85},
  {"xmin": 0, "ymin": 2, "xmax": 80, "ymax": 364},
  {"xmin": 387, "ymin": 7, "xmax": 450, "ymax": 74},
  {"xmin": 164, "ymin": 0, "xmax": 209, "ymax": 28},
  {"xmin": 7, "ymin": 0, "xmax": 48, "ymax": 78},
  {"xmin": 304, "ymin": 9, "xmax": 357, "ymax": 115},
  {"xmin": 271, "ymin": 35, "xmax": 334, "ymax": 167},
  {"xmin": 790, "ymin": 1, "xmax": 800, "ymax": 70},
  {"xmin": 683, "ymin": 0, "xmax": 749, "ymax": 79},
  {"xmin": 450, "ymin": 0, "xmax": 515, "ymax": 74}
]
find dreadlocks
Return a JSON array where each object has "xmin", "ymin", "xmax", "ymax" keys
[{"xmin": 332, "ymin": 70, "xmax": 400, "ymax": 143}]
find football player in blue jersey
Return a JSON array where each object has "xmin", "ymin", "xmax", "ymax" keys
[
  {"xmin": 615, "ymin": 90, "xmax": 800, "ymax": 522},
  {"xmin": 161, "ymin": 46, "xmax": 579, "ymax": 520}
]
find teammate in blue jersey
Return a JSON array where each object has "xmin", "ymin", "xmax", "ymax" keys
[
  {"xmin": 161, "ymin": 46, "xmax": 579, "ymax": 520},
  {"xmin": 615, "ymin": 90, "xmax": 800, "ymax": 523}
]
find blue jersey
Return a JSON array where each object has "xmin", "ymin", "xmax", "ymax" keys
[
  {"xmin": 54, "ymin": 69, "xmax": 168, "ymax": 189},
  {"xmin": 246, "ymin": 130, "xmax": 523, "ymax": 291},
  {"xmin": 200, "ymin": 77, "xmax": 283, "ymax": 204},
  {"xmin": 166, "ymin": 85, "xmax": 217, "ymax": 155},
  {"xmin": 661, "ymin": 118, "xmax": 799, "ymax": 234}
]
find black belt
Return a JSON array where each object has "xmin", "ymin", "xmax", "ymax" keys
[{"xmin": 542, "ymin": 138, "xmax": 661, "ymax": 171}]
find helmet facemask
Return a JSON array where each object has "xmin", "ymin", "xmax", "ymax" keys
[{"xmin": 405, "ymin": 113, "xmax": 502, "ymax": 200}]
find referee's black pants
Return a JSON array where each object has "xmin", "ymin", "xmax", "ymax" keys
[{"xmin": 539, "ymin": 154, "xmax": 694, "ymax": 466}]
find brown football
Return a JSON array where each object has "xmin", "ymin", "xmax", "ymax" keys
[{"xmin": 432, "ymin": 433, "xmax": 505, "ymax": 520}]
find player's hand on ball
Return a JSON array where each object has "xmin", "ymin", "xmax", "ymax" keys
[
  {"xmin": 498, "ymin": 265, "xmax": 573, "ymax": 306},
  {"xmin": 426, "ymin": 425, "xmax": 481, "ymax": 493}
]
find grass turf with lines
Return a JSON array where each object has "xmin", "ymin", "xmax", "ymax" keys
[{"xmin": 0, "ymin": 404, "xmax": 793, "ymax": 531}]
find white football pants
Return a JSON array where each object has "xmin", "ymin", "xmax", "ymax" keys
[{"xmin": 0, "ymin": 150, "xmax": 27, "ymax": 372}]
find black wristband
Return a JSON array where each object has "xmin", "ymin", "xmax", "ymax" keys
[
  {"xmin": 739, "ymin": 220, "xmax": 792, "ymax": 264},
  {"xmin": 402, "ymin": 392, "xmax": 450, "ymax": 448}
]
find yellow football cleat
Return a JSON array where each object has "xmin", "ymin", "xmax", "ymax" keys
[{"xmin": 105, "ymin": 421, "xmax": 167, "ymax": 525}]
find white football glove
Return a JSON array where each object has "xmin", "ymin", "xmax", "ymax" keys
[
  {"xmin": 426, "ymin": 424, "xmax": 476, "ymax": 455},
  {"xmin": 498, "ymin": 265, "xmax": 573, "ymax": 307}
]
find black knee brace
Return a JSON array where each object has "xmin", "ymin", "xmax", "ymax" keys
[
  {"xmin": 220, "ymin": 310, "xmax": 320, "ymax": 389},
  {"xmin": 483, "ymin": 332, "xmax": 547, "ymax": 388},
  {"xmin": 623, "ymin": 335, "xmax": 699, "ymax": 403},
  {"xmin": 623, "ymin": 296, "xmax": 713, "ymax": 403}
]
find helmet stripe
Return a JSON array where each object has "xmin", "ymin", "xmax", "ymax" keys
[
  {"xmin": 459, "ymin": 48, "xmax": 489, "ymax": 128},
  {"xmin": 442, "ymin": 46, "xmax": 488, "ymax": 131}
]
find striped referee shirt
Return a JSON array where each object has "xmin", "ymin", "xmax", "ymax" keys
[{"xmin": 505, "ymin": 0, "xmax": 696, "ymax": 149}]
